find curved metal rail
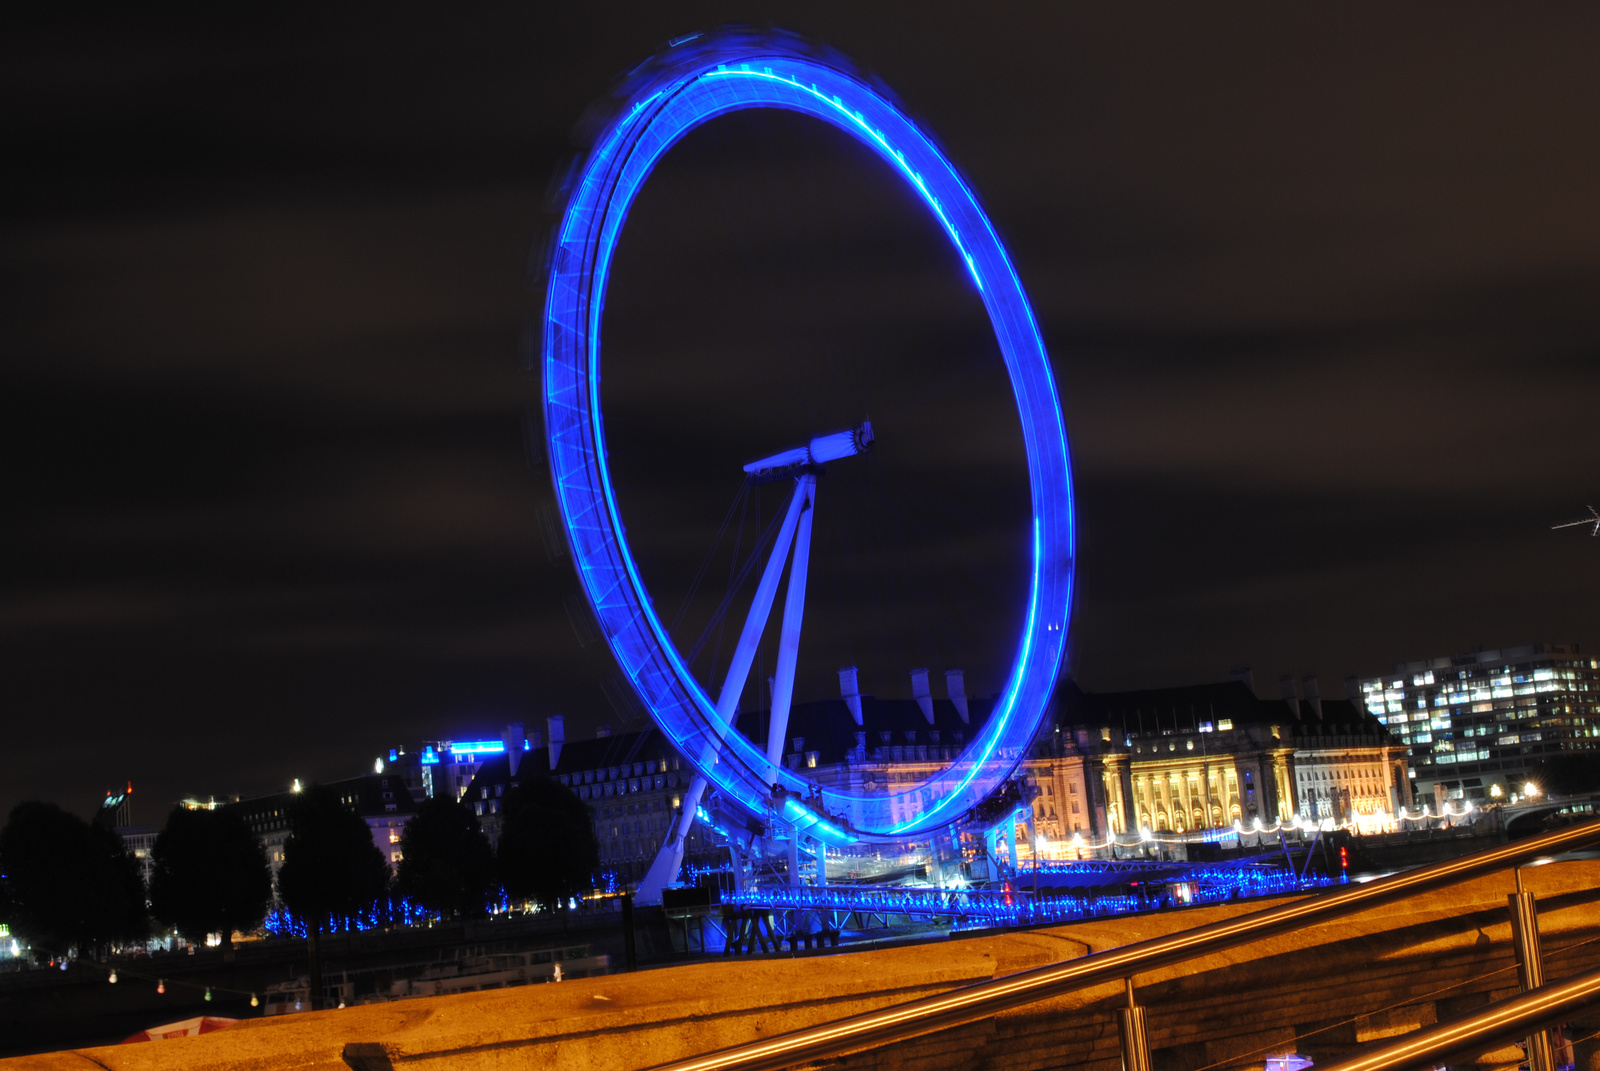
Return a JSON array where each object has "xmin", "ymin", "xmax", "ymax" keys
[{"xmin": 645, "ymin": 819, "xmax": 1600, "ymax": 1071}]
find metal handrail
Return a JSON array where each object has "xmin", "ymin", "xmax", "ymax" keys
[
  {"xmin": 645, "ymin": 819, "xmax": 1600, "ymax": 1071},
  {"xmin": 1312, "ymin": 960, "xmax": 1600, "ymax": 1071}
]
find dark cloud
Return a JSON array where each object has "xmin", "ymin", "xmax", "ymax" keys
[{"xmin": 3, "ymin": 3, "xmax": 1598, "ymax": 820}]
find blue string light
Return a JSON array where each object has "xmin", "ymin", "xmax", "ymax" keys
[{"xmin": 720, "ymin": 864, "xmax": 1333, "ymax": 933}]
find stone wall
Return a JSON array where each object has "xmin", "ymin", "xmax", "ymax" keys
[{"xmin": 7, "ymin": 860, "xmax": 1600, "ymax": 1071}]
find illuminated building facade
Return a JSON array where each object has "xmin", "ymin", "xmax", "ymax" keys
[
  {"xmin": 1358, "ymin": 641, "xmax": 1600, "ymax": 805},
  {"xmin": 374, "ymin": 671, "xmax": 1409, "ymax": 895},
  {"xmin": 232, "ymin": 773, "xmax": 419, "ymax": 886},
  {"xmin": 741, "ymin": 686, "xmax": 997, "ymax": 829},
  {"xmin": 1015, "ymin": 755, "xmax": 1097, "ymax": 845},
  {"xmin": 458, "ymin": 724, "xmax": 727, "ymax": 888},
  {"xmin": 1038, "ymin": 677, "xmax": 1407, "ymax": 845},
  {"xmin": 94, "ymin": 784, "xmax": 161, "ymax": 887},
  {"xmin": 383, "ymin": 728, "xmax": 547, "ymax": 804},
  {"xmin": 1274, "ymin": 675, "xmax": 1412, "ymax": 828}
]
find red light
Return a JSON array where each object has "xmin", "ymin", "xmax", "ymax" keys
[{"xmin": 1339, "ymin": 846, "xmax": 1349, "ymax": 870}]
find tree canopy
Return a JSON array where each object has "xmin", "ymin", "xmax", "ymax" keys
[
  {"xmin": 497, "ymin": 778, "xmax": 599, "ymax": 911},
  {"xmin": 0, "ymin": 801, "xmax": 147, "ymax": 956},
  {"xmin": 276, "ymin": 785, "xmax": 389, "ymax": 933},
  {"xmin": 148, "ymin": 805, "xmax": 272, "ymax": 947},
  {"xmin": 395, "ymin": 796, "xmax": 494, "ymax": 919}
]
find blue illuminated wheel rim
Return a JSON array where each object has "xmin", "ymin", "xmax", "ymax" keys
[{"xmin": 542, "ymin": 31, "xmax": 1074, "ymax": 839}]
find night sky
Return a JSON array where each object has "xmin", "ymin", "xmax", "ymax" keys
[{"xmin": 5, "ymin": 4, "xmax": 1598, "ymax": 823}]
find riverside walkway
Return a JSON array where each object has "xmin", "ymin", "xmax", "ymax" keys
[{"xmin": 7, "ymin": 857, "xmax": 1600, "ymax": 1071}]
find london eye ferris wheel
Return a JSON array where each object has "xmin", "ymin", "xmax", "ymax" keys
[{"xmin": 538, "ymin": 30, "xmax": 1075, "ymax": 884}]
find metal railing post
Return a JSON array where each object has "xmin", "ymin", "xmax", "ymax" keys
[
  {"xmin": 1308, "ymin": 961, "xmax": 1600, "ymax": 1071},
  {"xmin": 1117, "ymin": 979, "xmax": 1153, "ymax": 1071},
  {"xmin": 643, "ymin": 820, "xmax": 1600, "ymax": 1071},
  {"xmin": 1510, "ymin": 870, "xmax": 1556, "ymax": 1071}
]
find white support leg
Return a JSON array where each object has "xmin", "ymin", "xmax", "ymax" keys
[
  {"xmin": 635, "ymin": 772, "xmax": 710, "ymax": 905},
  {"xmin": 765, "ymin": 474, "xmax": 816, "ymax": 781},
  {"xmin": 710, "ymin": 476, "xmax": 808, "ymax": 740},
  {"xmin": 637, "ymin": 477, "xmax": 809, "ymax": 906}
]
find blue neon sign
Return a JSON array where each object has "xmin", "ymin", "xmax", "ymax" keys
[
  {"xmin": 542, "ymin": 31, "xmax": 1074, "ymax": 839},
  {"xmin": 449, "ymin": 742, "xmax": 505, "ymax": 756}
]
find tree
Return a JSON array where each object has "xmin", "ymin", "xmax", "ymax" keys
[
  {"xmin": 497, "ymin": 778, "xmax": 599, "ymax": 911},
  {"xmin": 148, "ymin": 805, "xmax": 271, "ymax": 949},
  {"xmin": 276, "ymin": 785, "xmax": 388, "ymax": 1009},
  {"xmin": 0, "ymin": 801, "xmax": 147, "ymax": 957},
  {"xmin": 395, "ymin": 797, "xmax": 494, "ymax": 920}
]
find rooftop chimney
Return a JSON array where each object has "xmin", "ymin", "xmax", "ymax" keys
[
  {"xmin": 945, "ymin": 669, "xmax": 970, "ymax": 724},
  {"xmin": 1229, "ymin": 666, "xmax": 1256, "ymax": 694},
  {"xmin": 1301, "ymin": 675, "xmax": 1324, "ymax": 721},
  {"xmin": 838, "ymin": 666, "xmax": 864, "ymax": 726},
  {"xmin": 910, "ymin": 668, "xmax": 935, "ymax": 724},
  {"xmin": 503, "ymin": 722, "xmax": 525, "ymax": 777},
  {"xmin": 546, "ymin": 714, "xmax": 565, "ymax": 769},
  {"xmin": 1344, "ymin": 676, "xmax": 1363, "ymax": 715},
  {"xmin": 1278, "ymin": 674, "xmax": 1301, "ymax": 720}
]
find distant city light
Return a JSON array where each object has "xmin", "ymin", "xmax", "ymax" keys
[
  {"xmin": 449, "ymin": 741, "xmax": 507, "ymax": 756},
  {"xmin": 374, "ymin": 758, "xmax": 384, "ymax": 774},
  {"xmin": 291, "ymin": 779, "xmax": 302, "ymax": 793}
]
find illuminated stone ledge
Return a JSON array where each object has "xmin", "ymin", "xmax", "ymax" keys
[{"xmin": 7, "ymin": 861, "xmax": 1600, "ymax": 1071}]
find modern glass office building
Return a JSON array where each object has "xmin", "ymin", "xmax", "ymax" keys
[{"xmin": 1357, "ymin": 642, "xmax": 1600, "ymax": 805}]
